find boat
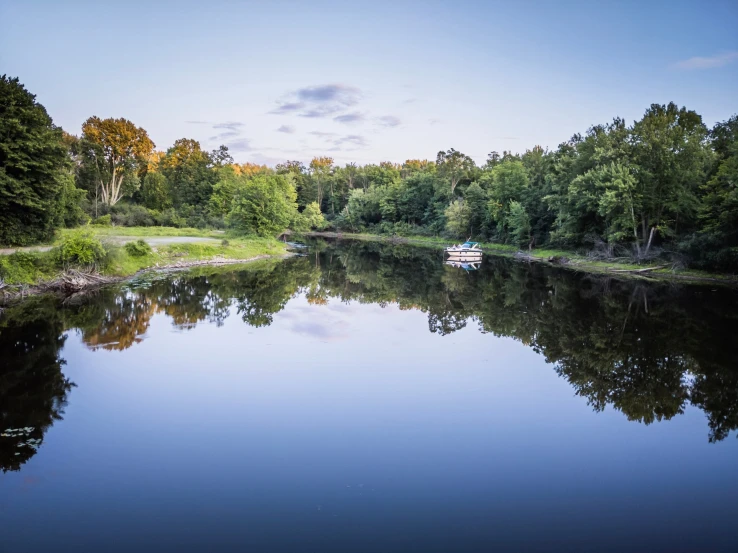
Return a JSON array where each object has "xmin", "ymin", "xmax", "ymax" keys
[{"xmin": 445, "ymin": 241, "xmax": 483, "ymax": 257}]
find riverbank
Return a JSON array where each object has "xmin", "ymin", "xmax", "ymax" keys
[
  {"xmin": 296, "ymin": 231, "xmax": 738, "ymax": 286},
  {"xmin": 0, "ymin": 233, "xmax": 289, "ymax": 304}
]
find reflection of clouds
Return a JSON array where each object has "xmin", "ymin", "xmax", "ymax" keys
[
  {"xmin": 291, "ymin": 321, "xmax": 349, "ymax": 341},
  {"xmin": 280, "ymin": 302, "xmax": 351, "ymax": 341}
]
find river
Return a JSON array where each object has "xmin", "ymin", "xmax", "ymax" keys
[{"xmin": 2, "ymin": 239, "xmax": 737, "ymax": 552}]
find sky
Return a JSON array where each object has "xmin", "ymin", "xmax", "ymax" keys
[{"xmin": 1, "ymin": 0, "xmax": 737, "ymax": 166}]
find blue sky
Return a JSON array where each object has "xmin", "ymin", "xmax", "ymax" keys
[{"xmin": 2, "ymin": 0, "xmax": 736, "ymax": 165}]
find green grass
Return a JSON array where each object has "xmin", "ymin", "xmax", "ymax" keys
[
  {"xmin": 104, "ymin": 237, "xmax": 286, "ymax": 277},
  {"xmin": 0, "ymin": 236, "xmax": 287, "ymax": 287},
  {"xmin": 64, "ymin": 226, "xmax": 226, "ymax": 238}
]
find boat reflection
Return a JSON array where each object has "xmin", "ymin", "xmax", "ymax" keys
[{"xmin": 445, "ymin": 259, "xmax": 481, "ymax": 271}]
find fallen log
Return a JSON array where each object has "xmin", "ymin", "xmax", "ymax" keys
[{"xmin": 607, "ymin": 265, "xmax": 668, "ymax": 274}]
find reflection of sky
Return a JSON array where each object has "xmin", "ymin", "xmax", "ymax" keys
[{"xmin": 2, "ymin": 293, "xmax": 737, "ymax": 552}]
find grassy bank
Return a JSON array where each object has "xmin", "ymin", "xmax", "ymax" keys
[
  {"xmin": 0, "ymin": 234, "xmax": 286, "ymax": 288},
  {"xmin": 299, "ymin": 231, "xmax": 738, "ymax": 285},
  {"xmin": 72, "ymin": 226, "xmax": 225, "ymax": 238}
]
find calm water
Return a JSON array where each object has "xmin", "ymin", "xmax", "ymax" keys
[{"xmin": 2, "ymin": 240, "xmax": 737, "ymax": 552}]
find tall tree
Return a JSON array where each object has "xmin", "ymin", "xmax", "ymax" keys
[
  {"xmin": 628, "ymin": 103, "xmax": 711, "ymax": 255},
  {"xmin": 309, "ymin": 156, "xmax": 333, "ymax": 209},
  {"xmin": 0, "ymin": 75, "xmax": 69, "ymax": 245},
  {"xmin": 436, "ymin": 148, "xmax": 476, "ymax": 195},
  {"xmin": 159, "ymin": 138, "xmax": 214, "ymax": 207},
  {"xmin": 80, "ymin": 116, "xmax": 154, "ymax": 206}
]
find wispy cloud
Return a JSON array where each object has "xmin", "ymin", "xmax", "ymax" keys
[
  {"xmin": 333, "ymin": 134, "xmax": 369, "ymax": 149},
  {"xmin": 271, "ymin": 84, "xmax": 362, "ymax": 118},
  {"xmin": 334, "ymin": 112, "xmax": 365, "ymax": 124},
  {"xmin": 401, "ymin": 98, "xmax": 418, "ymax": 105},
  {"xmin": 309, "ymin": 131, "xmax": 338, "ymax": 139},
  {"xmin": 212, "ymin": 122, "xmax": 244, "ymax": 130},
  {"xmin": 277, "ymin": 125, "xmax": 295, "ymax": 134},
  {"xmin": 673, "ymin": 51, "xmax": 738, "ymax": 70},
  {"xmin": 377, "ymin": 115, "xmax": 401, "ymax": 128},
  {"xmin": 429, "ymin": 118, "xmax": 441, "ymax": 125},
  {"xmin": 226, "ymin": 138, "xmax": 253, "ymax": 152},
  {"xmin": 210, "ymin": 130, "xmax": 240, "ymax": 141}
]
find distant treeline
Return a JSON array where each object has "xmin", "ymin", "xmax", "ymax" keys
[{"xmin": 2, "ymin": 74, "xmax": 737, "ymax": 270}]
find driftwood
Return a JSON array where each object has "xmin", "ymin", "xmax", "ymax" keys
[
  {"xmin": 42, "ymin": 269, "xmax": 117, "ymax": 294},
  {"xmin": 607, "ymin": 265, "xmax": 668, "ymax": 274}
]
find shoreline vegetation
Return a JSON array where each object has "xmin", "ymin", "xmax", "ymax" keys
[
  {"xmin": 2, "ymin": 222, "xmax": 737, "ymax": 305},
  {"xmin": 294, "ymin": 231, "xmax": 738, "ymax": 285},
  {"xmin": 0, "ymin": 230, "xmax": 288, "ymax": 304}
]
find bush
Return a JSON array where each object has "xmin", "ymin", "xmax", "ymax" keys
[
  {"xmin": 55, "ymin": 230, "xmax": 107, "ymax": 268},
  {"xmin": 156, "ymin": 208, "xmax": 187, "ymax": 228},
  {"xmin": 110, "ymin": 204, "xmax": 156, "ymax": 227},
  {"xmin": 221, "ymin": 239, "xmax": 230, "ymax": 247},
  {"xmin": 91, "ymin": 214, "xmax": 112, "ymax": 226},
  {"xmin": 0, "ymin": 251, "xmax": 55, "ymax": 284},
  {"xmin": 124, "ymin": 239, "xmax": 153, "ymax": 257}
]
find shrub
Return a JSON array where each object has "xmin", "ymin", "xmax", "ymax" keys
[
  {"xmin": 91, "ymin": 214, "xmax": 112, "ymax": 226},
  {"xmin": 221, "ymin": 239, "xmax": 230, "ymax": 247},
  {"xmin": 156, "ymin": 208, "xmax": 187, "ymax": 228},
  {"xmin": 110, "ymin": 204, "xmax": 156, "ymax": 227},
  {"xmin": 55, "ymin": 230, "xmax": 107, "ymax": 268},
  {"xmin": 0, "ymin": 251, "xmax": 55, "ymax": 284},
  {"xmin": 124, "ymin": 239, "xmax": 153, "ymax": 257}
]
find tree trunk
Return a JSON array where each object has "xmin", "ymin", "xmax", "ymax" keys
[{"xmin": 644, "ymin": 226, "xmax": 656, "ymax": 256}]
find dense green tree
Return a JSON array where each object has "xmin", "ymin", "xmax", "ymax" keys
[
  {"xmin": 0, "ymin": 76, "xmax": 69, "ymax": 245},
  {"xmin": 484, "ymin": 159, "xmax": 528, "ymax": 239},
  {"xmin": 141, "ymin": 172, "xmax": 172, "ymax": 211},
  {"xmin": 226, "ymin": 173, "xmax": 298, "ymax": 236},
  {"xmin": 436, "ymin": 148, "xmax": 476, "ymax": 195},
  {"xmin": 464, "ymin": 181, "xmax": 487, "ymax": 237},
  {"xmin": 628, "ymin": 103, "xmax": 711, "ymax": 255},
  {"xmin": 160, "ymin": 138, "xmax": 215, "ymax": 207},
  {"xmin": 445, "ymin": 199, "xmax": 472, "ymax": 237}
]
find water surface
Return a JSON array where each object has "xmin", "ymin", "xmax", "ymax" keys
[{"xmin": 2, "ymin": 240, "xmax": 737, "ymax": 552}]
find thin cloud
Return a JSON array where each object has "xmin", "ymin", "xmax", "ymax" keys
[
  {"xmin": 271, "ymin": 84, "xmax": 362, "ymax": 118},
  {"xmin": 212, "ymin": 122, "xmax": 245, "ymax": 130},
  {"xmin": 401, "ymin": 98, "xmax": 418, "ymax": 105},
  {"xmin": 377, "ymin": 115, "xmax": 401, "ymax": 128},
  {"xmin": 674, "ymin": 51, "xmax": 738, "ymax": 70},
  {"xmin": 309, "ymin": 131, "xmax": 338, "ymax": 139},
  {"xmin": 334, "ymin": 112, "xmax": 365, "ymax": 124},
  {"xmin": 210, "ymin": 130, "xmax": 240, "ymax": 141},
  {"xmin": 333, "ymin": 134, "xmax": 369, "ymax": 148},
  {"xmin": 429, "ymin": 118, "xmax": 442, "ymax": 125},
  {"xmin": 277, "ymin": 125, "xmax": 295, "ymax": 134},
  {"xmin": 226, "ymin": 138, "xmax": 253, "ymax": 152}
]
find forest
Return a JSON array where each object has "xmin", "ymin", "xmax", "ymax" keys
[{"xmin": 2, "ymin": 74, "xmax": 737, "ymax": 271}]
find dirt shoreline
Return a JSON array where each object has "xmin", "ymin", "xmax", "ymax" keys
[{"xmin": 0, "ymin": 254, "xmax": 291, "ymax": 305}]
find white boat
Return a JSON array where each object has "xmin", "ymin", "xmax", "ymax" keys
[{"xmin": 445, "ymin": 241, "xmax": 482, "ymax": 257}]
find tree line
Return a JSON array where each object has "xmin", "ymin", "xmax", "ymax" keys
[{"xmin": 2, "ymin": 75, "xmax": 737, "ymax": 270}]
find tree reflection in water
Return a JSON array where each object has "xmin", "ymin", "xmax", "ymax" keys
[{"xmin": 2, "ymin": 240, "xmax": 737, "ymax": 471}]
